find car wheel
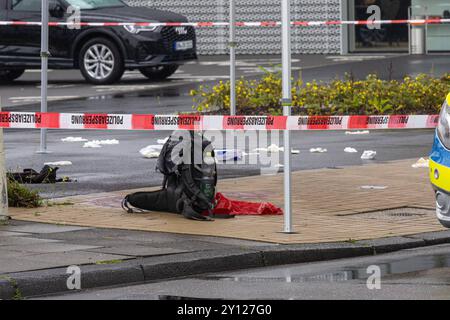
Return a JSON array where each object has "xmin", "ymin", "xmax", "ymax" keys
[
  {"xmin": 139, "ymin": 65, "xmax": 179, "ymax": 81},
  {"xmin": 79, "ymin": 38, "xmax": 124, "ymax": 85},
  {"xmin": 0, "ymin": 69, "xmax": 25, "ymax": 83}
]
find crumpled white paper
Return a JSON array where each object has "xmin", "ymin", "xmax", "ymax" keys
[
  {"xmin": 83, "ymin": 141, "xmax": 102, "ymax": 148},
  {"xmin": 157, "ymin": 137, "xmax": 169, "ymax": 145},
  {"xmin": 345, "ymin": 130, "xmax": 370, "ymax": 135},
  {"xmin": 44, "ymin": 161, "xmax": 73, "ymax": 166},
  {"xmin": 310, "ymin": 148, "xmax": 328, "ymax": 153},
  {"xmin": 412, "ymin": 158, "xmax": 429, "ymax": 168},
  {"xmin": 361, "ymin": 150, "xmax": 377, "ymax": 160},
  {"xmin": 83, "ymin": 139, "xmax": 120, "ymax": 148},
  {"xmin": 344, "ymin": 147, "xmax": 358, "ymax": 153},
  {"xmin": 61, "ymin": 137, "xmax": 88, "ymax": 142},
  {"xmin": 97, "ymin": 139, "xmax": 119, "ymax": 145},
  {"xmin": 139, "ymin": 145, "xmax": 164, "ymax": 158},
  {"xmin": 254, "ymin": 144, "xmax": 285, "ymax": 153}
]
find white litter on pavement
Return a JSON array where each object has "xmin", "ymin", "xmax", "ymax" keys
[
  {"xmin": 83, "ymin": 141, "xmax": 102, "ymax": 148},
  {"xmin": 142, "ymin": 151, "xmax": 161, "ymax": 159},
  {"xmin": 83, "ymin": 139, "xmax": 120, "ymax": 148},
  {"xmin": 345, "ymin": 130, "xmax": 370, "ymax": 135},
  {"xmin": 157, "ymin": 137, "xmax": 169, "ymax": 145},
  {"xmin": 44, "ymin": 161, "xmax": 73, "ymax": 166},
  {"xmin": 344, "ymin": 147, "xmax": 358, "ymax": 153},
  {"xmin": 361, "ymin": 150, "xmax": 377, "ymax": 160},
  {"xmin": 412, "ymin": 158, "xmax": 429, "ymax": 168},
  {"xmin": 291, "ymin": 149, "xmax": 300, "ymax": 155},
  {"xmin": 361, "ymin": 185, "xmax": 388, "ymax": 190},
  {"xmin": 310, "ymin": 148, "xmax": 328, "ymax": 153},
  {"xmin": 97, "ymin": 139, "xmax": 120, "ymax": 145},
  {"xmin": 140, "ymin": 145, "xmax": 164, "ymax": 159},
  {"xmin": 61, "ymin": 137, "xmax": 88, "ymax": 142},
  {"xmin": 254, "ymin": 144, "xmax": 284, "ymax": 153}
]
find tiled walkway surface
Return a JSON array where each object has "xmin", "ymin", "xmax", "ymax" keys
[{"xmin": 9, "ymin": 159, "xmax": 444, "ymax": 244}]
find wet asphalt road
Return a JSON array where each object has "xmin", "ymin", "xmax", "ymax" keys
[
  {"xmin": 2, "ymin": 54, "xmax": 447, "ymax": 198},
  {"xmin": 36, "ymin": 244, "xmax": 450, "ymax": 300},
  {"xmin": 2, "ymin": 54, "xmax": 449, "ymax": 112}
]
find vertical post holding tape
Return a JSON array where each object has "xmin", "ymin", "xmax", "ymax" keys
[
  {"xmin": 0, "ymin": 101, "xmax": 9, "ymax": 223},
  {"xmin": 281, "ymin": 0, "xmax": 293, "ymax": 233},
  {"xmin": 38, "ymin": 0, "xmax": 50, "ymax": 154},
  {"xmin": 229, "ymin": 0, "xmax": 237, "ymax": 116}
]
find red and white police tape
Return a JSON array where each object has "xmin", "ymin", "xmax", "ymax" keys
[
  {"xmin": 0, "ymin": 112, "xmax": 439, "ymax": 131},
  {"xmin": 0, "ymin": 18, "xmax": 449, "ymax": 28}
]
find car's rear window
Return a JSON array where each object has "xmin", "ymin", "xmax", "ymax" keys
[{"xmin": 65, "ymin": 0, "xmax": 125, "ymax": 9}]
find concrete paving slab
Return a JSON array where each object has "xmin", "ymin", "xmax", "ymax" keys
[
  {"xmin": 1, "ymin": 243, "xmax": 102, "ymax": 254},
  {"xmin": 0, "ymin": 249, "xmax": 36, "ymax": 259},
  {"xmin": 4, "ymin": 224, "xmax": 91, "ymax": 234},
  {"xmin": 86, "ymin": 246, "xmax": 188, "ymax": 257},
  {"xmin": 0, "ymin": 231, "xmax": 30, "ymax": 237},
  {"xmin": 33, "ymin": 228, "xmax": 276, "ymax": 248},
  {"xmin": 21, "ymin": 251, "xmax": 129, "ymax": 267},
  {"xmin": 0, "ymin": 237, "xmax": 62, "ymax": 247},
  {"xmin": 0, "ymin": 257, "xmax": 69, "ymax": 274}
]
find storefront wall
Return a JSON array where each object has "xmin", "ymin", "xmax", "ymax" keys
[{"xmin": 412, "ymin": 0, "xmax": 450, "ymax": 52}]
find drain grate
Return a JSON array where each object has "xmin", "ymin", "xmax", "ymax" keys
[{"xmin": 344, "ymin": 207, "xmax": 435, "ymax": 220}]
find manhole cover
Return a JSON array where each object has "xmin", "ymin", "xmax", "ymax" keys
[{"xmin": 346, "ymin": 207, "xmax": 435, "ymax": 220}]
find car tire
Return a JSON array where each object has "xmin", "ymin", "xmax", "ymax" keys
[
  {"xmin": 79, "ymin": 38, "xmax": 124, "ymax": 85},
  {"xmin": 0, "ymin": 69, "xmax": 25, "ymax": 83},
  {"xmin": 139, "ymin": 64, "xmax": 179, "ymax": 81}
]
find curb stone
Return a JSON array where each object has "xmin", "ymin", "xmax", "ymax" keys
[
  {"xmin": 357, "ymin": 237, "xmax": 427, "ymax": 254},
  {"xmin": 1, "ymin": 232, "xmax": 449, "ymax": 299}
]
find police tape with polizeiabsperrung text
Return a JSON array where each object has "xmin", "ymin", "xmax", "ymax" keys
[{"xmin": 0, "ymin": 112, "xmax": 439, "ymax": 131}]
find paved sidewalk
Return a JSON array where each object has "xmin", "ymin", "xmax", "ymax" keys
[
  {"xmin": 8, "ymin": 159, "xmax": 444, "ymax": 244},
  {"xmin": 2, "ymin": 159, "xmax": 449, "ymax": 298}
]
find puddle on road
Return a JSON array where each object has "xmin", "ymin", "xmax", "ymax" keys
[{"xmin": 196, "ymin": 253, "xmax": 450, "ymax": 284}]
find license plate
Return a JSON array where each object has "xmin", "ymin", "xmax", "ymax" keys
[{"xmin": 174, "ymin": 40, "xmax": 193, "ymax": 51}]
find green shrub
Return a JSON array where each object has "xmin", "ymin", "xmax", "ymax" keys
[
  {"xmin": 191, "ymin": 70, "xmax": 450, "ymax": 115},
  {"xmin": 7, "ymin": 179, "xmax": 42, "ymax": 208}
]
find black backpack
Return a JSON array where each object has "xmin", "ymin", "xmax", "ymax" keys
[
  {"xmin": 8, "ymin": 165, "xmax": 59, "ymax": 184},
  {"xmin": 122, "ymin": 131, "xmax": 218, "ymax": 221}
]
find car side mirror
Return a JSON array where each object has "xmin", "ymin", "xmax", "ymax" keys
[{"xmin": 49, "ymin": 2, "xmax": 65, "ymax": 19}]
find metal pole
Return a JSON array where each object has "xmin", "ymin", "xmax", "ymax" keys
[
  {"xmin": 281, "ymin": 0, "xmax": 293, "ymax": 233},
  {"xmin": 229, "ymin": 0, "xmax": 236, "ymax": 115},
  {"xmin": 0, "ymin": 101, "xmax": 9, "ymax": 223},
  {"xmin": 38, "ymin": 0, "xmax": 49, "ymax": 154}
]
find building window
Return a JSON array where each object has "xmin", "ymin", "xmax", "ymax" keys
[{"xmin": 348, "ymin": 0, "xmax": 411, "ymax": 52}]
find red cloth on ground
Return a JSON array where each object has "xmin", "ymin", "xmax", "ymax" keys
[{"xmin": 212, "ymin": 192, "xmax": 283, "ymax": 216}]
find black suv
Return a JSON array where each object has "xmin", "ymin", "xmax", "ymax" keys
[{"xmin": 0, "ymin": 0, "xmax": 197, "ymax": 84}]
